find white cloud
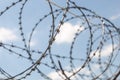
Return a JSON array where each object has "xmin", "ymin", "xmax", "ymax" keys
[
  {"xmin": 0, "ymin": 27, "xmax": 17, "ymax": 42},
  {"xmin": 110, "ymin": 14, "xmax": 120, "ymax": 20},
  {"xmin": 48, "ymin": 70, "xmax": 76, "ymax": 80},
  {"xmin": 48, "ymin": 63, "xmax": 111, "ymax": 80},
  {"xmin": 48, "ymin": 66, "xmax": 91, "ymax": 80},
  {"xmin": 29, "ymin": 40, "xmax": 37, "ymax": 47},
  {"xmin": 90, "ymin": 44, "xmax": 117, "ymax": 58},
  {"xmin": 55, "ymin": 22, "xmax": 84, "ymax": 44}
]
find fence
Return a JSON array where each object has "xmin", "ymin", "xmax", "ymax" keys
[{"xmin": 0, "ymin": 0, "xmax": 120, "ymax": 80}]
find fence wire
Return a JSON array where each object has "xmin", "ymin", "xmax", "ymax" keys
[{"xmin": 0, "ymin": 0, "xmax": 120, "ymax": 80}]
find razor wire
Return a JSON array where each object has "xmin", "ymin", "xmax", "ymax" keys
[{"xmin": 0, "ymin": 0, "xmax": 120, "ymax": 80}]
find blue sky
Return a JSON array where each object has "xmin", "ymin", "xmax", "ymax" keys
[{"xmin": 0, "ymin": 0, "xmax": 120, "ymax": 80}]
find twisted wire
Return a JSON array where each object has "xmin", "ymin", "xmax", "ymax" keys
[{"xmin": 0, "ymin": 0, "xmax": 120, "ymax": 80}]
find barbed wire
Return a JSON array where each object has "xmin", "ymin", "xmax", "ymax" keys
[{"xmin": 0, "ymin": 0, "xmax": 120, "ymax": 80}]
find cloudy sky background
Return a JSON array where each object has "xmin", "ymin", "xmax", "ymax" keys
[{"xmin": 0, "ymin": 0, "xmax": 120, "ymax": 80}]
